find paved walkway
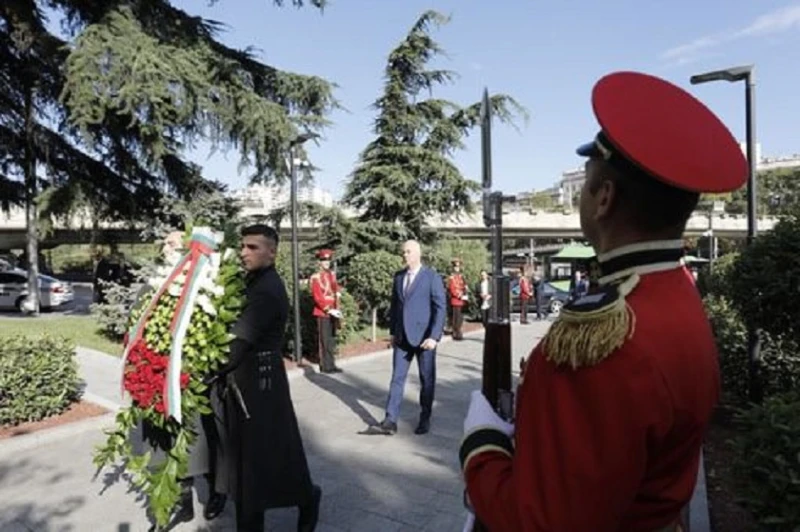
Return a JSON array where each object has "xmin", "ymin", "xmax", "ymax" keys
[{"xmin": 0, "ymin": 320, "xmax": 710, "ymax": 531}]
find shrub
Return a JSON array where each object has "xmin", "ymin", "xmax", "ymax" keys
[
  {"xmin": 0, "ymin": 336, "xmax": 81, "ymax": 425},
  {"xmin": 346, "ymin": 250, "xmax": 403, "ymax": 332},
  {"xmin": 704, "ymin": 294, "xmax": 800, "ymax": 404},
  {"xmin": 704, "ymin": 294, "xmax": 748, "ymax": 402},
  {"xmin": 91, "ymin": 279, "xmax": 142, "ymax": 340},
  {"xmin": 696, "ymin": 252, "xmax": 739, "ymax": 299},
  {"xmin": 729, "ymin": 214, "xmax": 800, "ymax": 344},
  {"xmin": 731, "ymin": 390, "xmax": 800, "ymax": 531}
]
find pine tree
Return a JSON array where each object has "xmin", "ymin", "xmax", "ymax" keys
[
  {"xmin": 58, "ymin": 0, "xmax": 337, "ymax": 182},
  {"xmin": 1, "ymin": 0, "xmax": 337, "ymax": 313},
  {"xmin": 343, "ymin": 10, "xmax": 526, "ymax": 243}
]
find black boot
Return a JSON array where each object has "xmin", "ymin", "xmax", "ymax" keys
[
  {"xmin": 298, "ymin": 484, "xmax": 322, "ymax": 532},
  {"xmin": 204, "ymin": 491, "xmax": 227, "ymax": 520}
]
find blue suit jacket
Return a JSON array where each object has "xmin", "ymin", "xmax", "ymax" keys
[{"xmin": 389, "ymin": 265, "xmax": 446, "ymax": 347}]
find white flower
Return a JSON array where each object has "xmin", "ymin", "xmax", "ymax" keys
[
  {"xmin": 223, "ymin": 248, "xmax": 235, "ymax": 262},
  {"xmin": 196, "ymin": 293, "xmax": 217, "ymax": 316},
  {"xmin": 208, "ymin": 253, "xmax": 221, "ymax": 278},
  {"xmin": 168, "ymin": 282, "xmax": 182, "ymax": 297},
  {"xmin": 209, "ymin": 283, "xmax": 225, "ymax": 297}
]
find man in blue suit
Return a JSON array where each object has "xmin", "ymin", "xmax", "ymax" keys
[{"xmin": 370, "ymin": 240, "xmax": 446, "ymax": 436}]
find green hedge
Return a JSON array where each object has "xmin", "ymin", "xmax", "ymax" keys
[
  {"xmin": 704, "ymin": 294, "xmax": 800, "ymax": 404},
  {"xmin": 0, "ymin": 336, "xmax": 81, "ymax": 425},
  {"xmin": 732, "ymin": 390, "xmax": 800, "ymax": 531}
]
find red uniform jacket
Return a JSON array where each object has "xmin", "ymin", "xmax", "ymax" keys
[
  {"xmin": 448, "ymin": 273, "xmax": 467, "ymax": 308},
  {"xmin": 310, "ymin": 270, "xmax": 339, "ymax": 318},
  {"xmin": 463, "ymin": 265, "xmax": 719, "ymax": 531},
  {"xmin": 519, "ymin": 276, "xmax": 532, "ymax": 301}
]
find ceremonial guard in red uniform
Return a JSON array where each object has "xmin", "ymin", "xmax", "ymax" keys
[
  {"xmin": 518, "ymin": 267, "xmax": 532, "ymax": 324},
  {"xmin": 309, "ymin": 249, "xmax": 343, "ymax": 374},
  {"xmin": 447, "ymin": 258, "xmax": 468, "ymax": 340},
  {"xmin": 459, "ymin": 71, "xmax": 747, "ymax": 531}
]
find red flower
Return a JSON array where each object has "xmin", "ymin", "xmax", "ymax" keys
[{"xmin": 123, "ymin": 339, "xmax": 174, "ymax": 418}]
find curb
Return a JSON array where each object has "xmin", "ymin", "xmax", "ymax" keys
[
  {"xmin": 0, "ymin": 411, "xmax": 116, "ymax": 458},
  {"xmin": 689, "ymin": 449, "xmax": 711, "ymax": 532}
]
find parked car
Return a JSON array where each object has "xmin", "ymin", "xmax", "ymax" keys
[
  {"xmin": 509, "ymin": 279, "xmax": 570, "ymax": 317},
  {"xmin": 0, "ymin": 268, "xmax": 75, "ymax": 311}
]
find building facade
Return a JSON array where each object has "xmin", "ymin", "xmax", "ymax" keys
[
  {"xmin": 545, "ymin": 143, "xmax": 799, "ymax": 208},
  {"xmin": 232, "ymin": 182, "xmax": 335, "ymax": 216}
]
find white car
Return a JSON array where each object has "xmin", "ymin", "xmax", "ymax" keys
[{"xmin": 0, "ymin": 268, "xmax": 75, "ymax": 311}]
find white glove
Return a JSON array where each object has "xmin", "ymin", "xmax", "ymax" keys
[
  {"xmin": 328, "ymin": 308, "xmax": 342, "ymax": 319},
  {"xmin": 462, "ymin": 512, "xmax": 476, "ymax": 532},
  {"xmin": 463, "ymin": 390, "xmax": 514, "ymax": 437}
]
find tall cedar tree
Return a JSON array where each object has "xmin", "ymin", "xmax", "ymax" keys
[
  {"xmin": 1, "ymin": 0, "xmax": 336, "ymax": 312},
  {"xmin": 343, "ymin": 10, "xmax": 526, "ymax": 243}
]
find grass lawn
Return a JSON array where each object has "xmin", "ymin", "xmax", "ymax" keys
[
  {"xmin": 0, "ymin": 315, "xmax": 123, "ymax": 356},
  {"xmin": 349, "ymin": 324, "xmax": 391, "ymax": 343}
]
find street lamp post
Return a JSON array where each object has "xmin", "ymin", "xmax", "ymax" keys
[
  {"xmin": 690, "ymin": 65, "xmax": 761, "ymax": 402},
  {"xmin": 288, "ymin": 132, "xmax": 318, "ymax": 363}
]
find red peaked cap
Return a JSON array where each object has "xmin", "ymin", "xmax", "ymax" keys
[
  {"xmin": 316, "ymin": 249, "xmax": 334, "ymax": 260},
  {"xmin": 576, "ymin": 72, "xmax": 747, "ymax": 193}
]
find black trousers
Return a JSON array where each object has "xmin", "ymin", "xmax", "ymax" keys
[
  {"xmin": 520, "ymin": 298, "xmax": 530, "ymax": 323},
  {"xmin": 451, "ymin": 306, "xmax": 464, "ymax": 339},
  {"xmin": 317, "ymin": 316, "xmax": 337, "ymax": 371},
  {"xmin": 236, "ymin": 504, "xmax": 265, "ymax": 532},
  {"xmin": 535, "ymin": 297, "xmax": 546, "ymax": 319}
]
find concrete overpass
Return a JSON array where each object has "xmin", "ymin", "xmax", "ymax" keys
[{"xmin": 0, "ymin": 207, "xmax": 779, "ymax": 250}]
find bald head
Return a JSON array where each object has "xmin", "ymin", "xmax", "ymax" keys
[{"xmin": 402, "ymin": 240, "xmax": 422, "ymax": 270}]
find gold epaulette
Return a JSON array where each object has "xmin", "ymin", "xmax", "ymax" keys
[{"xmin": 543, "ymin": 274, "xmax": 639, "ymax": 369}]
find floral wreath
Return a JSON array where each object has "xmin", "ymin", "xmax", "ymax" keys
[{"xmin": 93, "ymin": 226, "xmax": 245, "ymax": 528}]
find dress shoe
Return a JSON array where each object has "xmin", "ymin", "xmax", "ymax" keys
[
  {"xmin": 203, "ymin": 492, "xmax": 226, "ymax": 520},
  {"xmin": 321, "ymin": 366, "xmax": 343, "ymax": 374},
  {"xmin": 364, "ymin": 418, "xmax": 397, "ymax": 435},
  {"xmin": 414, "ymin": 418, "xmax": 430, "ymax": 435},
  {"xmin": 298, "ymin": 484, "xmax": 322, "ymax": 532},
  {"xmin": 359, "ymin": 418, "xmax": 397, "ymax": 436},
  {"xmin": 380, "ymin": 419, "xmax": 398, "ymax": 434}
]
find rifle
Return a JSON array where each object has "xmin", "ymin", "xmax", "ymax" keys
[{"xmin": 465, "ymin": 88, "xmax": 515, "ymax": 532}]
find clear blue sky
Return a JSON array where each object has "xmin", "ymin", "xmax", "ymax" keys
[{"xmin": 174, "ymin": 0, "xmax": 800, "ymax": 198}]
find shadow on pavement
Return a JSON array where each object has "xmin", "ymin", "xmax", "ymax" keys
[{"xmin": 301, "ymin": 367, "xmax": 383, "ymax": 427}]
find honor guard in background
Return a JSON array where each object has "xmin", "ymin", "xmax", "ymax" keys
[
  {"xmin": 310, "ymin": 249, "xmax": 343, "ymax": 374},
  {"xmin": 447, "ymin": 258, "xmax": 468, "ymax": 340},
  {"xmin": 518, "ymin": 266, "xmax": 532, "ymax": 324},
  {"xmin": 460, "ymin": 72, "xmax": 747, "ymax": 530}
]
